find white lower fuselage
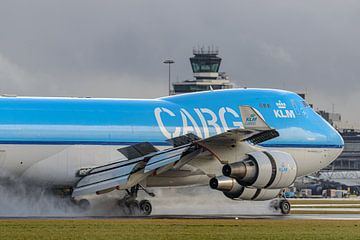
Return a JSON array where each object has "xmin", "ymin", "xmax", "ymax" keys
[{"xmin": 0, "ymin": 144, "xmax": 343, "ymax": 187}]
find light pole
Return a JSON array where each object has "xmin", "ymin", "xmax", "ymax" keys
[{"xmin": 163, "ymin": 59, "xmax": 174, "ymax": 96}]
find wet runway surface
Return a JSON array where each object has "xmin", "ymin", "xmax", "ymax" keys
[
  {"xmin": 1, "ymin": 186, "xmax": 360, "ymax": 221},
  {"xmin": 150, "ymin": 214, "xmax": 360, "ymax": 220},
  {"xmin": 0, "ymin": 214, "xmax": 359, "ymax": 220}
]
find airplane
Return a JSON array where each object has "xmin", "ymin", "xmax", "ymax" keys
[{"xmin": 0, "ymin": 88, "xmax": 344, "ymax": 215}]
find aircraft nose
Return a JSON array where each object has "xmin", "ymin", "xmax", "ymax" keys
[
  {"xmin": 330, "ymin": 128, "xmax": 344, "ymax": 148},
  {"xmin": 323, "ymin": 127, "xmax": 344, "ymax": 164},
  {"xmin": 328, "ymin": 127, "xmax": 344, "ymax": 158}
]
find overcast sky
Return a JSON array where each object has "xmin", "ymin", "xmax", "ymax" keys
[{"xmin": 0, "ymin": 0, "xmax": 359, "ymax": 127}]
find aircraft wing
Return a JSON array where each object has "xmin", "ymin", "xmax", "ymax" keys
[
  {"xmin": 72, "ymin": 106, "xmax": 279, "ymax": 197},
  {"xmin": 72, "ymin": 142, "xmax": 199, "ymax": 197}
]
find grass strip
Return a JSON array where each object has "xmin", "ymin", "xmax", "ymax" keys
[{"xmin": 1, "ymin": 219, "xmax": 360, "ymax": 240}]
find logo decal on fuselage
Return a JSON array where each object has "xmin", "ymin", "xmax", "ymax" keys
[
  {"xmin": 273, "ymin": 100, "xmax": 296, "ymax": 119},
  {"xmin": 154, "ymin": 107, "xmax": 244, "ymax": 139}
]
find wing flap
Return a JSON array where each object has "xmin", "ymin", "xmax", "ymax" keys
[
  {"xmin": 117, "ymin": 142, "xmax": 159, "ymax": 159},
  {"xmin": 198, "ymin": 129, "xmax": 255, "ymax": 145},
  {"xmin": 72, "ymin": 175, "xmax": 129, "ymax": 197},
  {"xmin": 72, "ymin": 144, "xmax": 194, "ymax": 197},
  {"xmin": 144, "ymin": 145, "xmax": 189, "ymax": 173},
  {"xmin": 166, "ymin": 133, "xmax": 200, "ymax": 147},
  {"xmin": 76, "ymin": 163, "xmax": 137, "ymax": 188},
  {"xmin": 72, "ymin": 162, "xmax": 138, "ymax": 197}
]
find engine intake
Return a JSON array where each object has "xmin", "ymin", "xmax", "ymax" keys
[{"xmin": 222, "ymin": 150, "xmax": 297, "ymax": 189}]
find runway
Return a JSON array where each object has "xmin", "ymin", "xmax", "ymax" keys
[
  {"xmin": 0, "ymin": 213, "xmax": 359, "ymax": 220},
  {"xmin": 145, "ymin": 214, "xmax": 360, "ymax": 220},
  {"xmin": 1, "ymin": 186, "xmax": 359, "ymax": 220}
]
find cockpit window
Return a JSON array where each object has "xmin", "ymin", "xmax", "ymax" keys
[{"xmin": 302, "ymin": 100, "xmax": 310, "ymax": 108}]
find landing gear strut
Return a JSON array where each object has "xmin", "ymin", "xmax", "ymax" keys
[{"xmin": 118, "ymin": 184, "xmax": 154, "ymax": 216}]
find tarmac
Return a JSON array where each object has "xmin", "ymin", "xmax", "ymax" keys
[
  {"xmin": 0, "ymin": 213, "xmax": 359, "ymax": 220},
  {"xmin": 152, "ymin": 214, "xmax": 360, "ymax": 220}
]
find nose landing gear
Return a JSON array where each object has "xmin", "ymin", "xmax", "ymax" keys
[
  {"xmin": 279, "ymin": 199, "xmax": 291, "ymax": 214},
  {"xmin": 270, "ymin": 198, "xmax": 291, "ymax": 215}
]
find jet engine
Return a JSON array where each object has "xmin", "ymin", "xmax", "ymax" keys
[
  {"xmin": 222, "ymin": 151, "xmax": 297, "ymax": 189},
  {"xmin": 209, "ymin": 176, "xmax": 281, "ymax": 201}
]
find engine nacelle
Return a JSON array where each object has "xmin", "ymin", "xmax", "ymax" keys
[
  {"xmin": 209, "ymin": 176, "xmax": 281, "ymax": 201},
  {"xmin": 210, "ymin": 176, "xmax": 243, "ymax": 198},
  {"xmin": 222, "ymin": 150, "xmax": 297, "ymax": 189}
]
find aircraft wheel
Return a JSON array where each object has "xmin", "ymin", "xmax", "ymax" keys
[
  {"xmin": 279, "ymin": 199, "xmax": 291, "ymax": 215},
  {"xmin": 126, "ymin": 200, "xmax": 139, "ymax": 209},
  {"xmin": 139, "ymin": 200, "xmax": 152, "ymax": 216},
  {"xmin": 78, "ymin": 199, "xmax": 91, "ymax": 211},
  {"xmin": 125, "ymin": 200, "xmax": 140, "ymax": 215}
]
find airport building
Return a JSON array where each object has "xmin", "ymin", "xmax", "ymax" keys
[
  {"xmin": 324, "ymin": 129, "xmax": 360, "ymax": 171},
  {"xmin": 317, "ymin": 110, "xmax": 342, "ymax": 130},
  {"xmin": 172, "ymin": 48, "xmax": 233, "ymax": 95}
]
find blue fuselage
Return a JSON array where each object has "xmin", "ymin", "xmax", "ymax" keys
[{"xmin": 0, "ymin": 89, "xmax": 343, "ymax": 149}]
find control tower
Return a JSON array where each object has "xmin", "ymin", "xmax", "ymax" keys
[{"xmin": 172, "ymin": 47, "xmax": 233, "ymax": 94}]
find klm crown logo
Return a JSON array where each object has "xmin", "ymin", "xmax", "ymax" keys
[
  {"xmin": 276, "ymin": 100, "xmax": 286, "ymax": 109},
  {"xmin": 273, "ymin": 100, "xmax": 296, "ymax": 118}
]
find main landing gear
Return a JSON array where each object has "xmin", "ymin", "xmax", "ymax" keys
[
  {"xmin": 75, "ymin": 199, "xmax": 91, "ymax": 210},
  {"xmin": 69, "ymin": 198, "xmax": 91, "ymax": 211},
  {"xmin": 118, "ymin": 184, "xmax": 155, "ymax": 216},
  {"xmin": 51, "ymin": 187, "xmax": 92, "ymax": 211}
]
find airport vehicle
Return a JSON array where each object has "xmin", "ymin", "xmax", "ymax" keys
[{"xmin": 0, "ymin": 89, "xmax": 344, "ymax": 215}]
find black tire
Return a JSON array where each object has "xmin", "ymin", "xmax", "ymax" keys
[
  {"xmin": 78, "ymin": 199, "xmax": 90, "ymax": 211},
  {"xmin": 279, "ymin": 199, "xmax": 291, "ymax": 215},
  {"xmin": 126, "ymin": 200, "xmax": 140, "ymax": 215},
  {"xmin": 139, "ymin": 200, "xmax": 152, "ymax": 216}
]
